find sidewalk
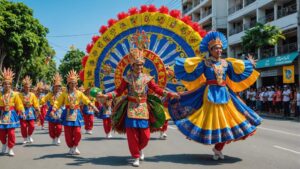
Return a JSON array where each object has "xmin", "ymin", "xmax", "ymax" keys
[{"xmin": 258, "ymin": 112, "xmax": 300, "ymax": 122}]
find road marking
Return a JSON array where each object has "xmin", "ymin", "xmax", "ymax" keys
[
  {"xmin": 258, "ymin": 127, "xmax": 300, "ymax": 137},
  {"xmin": 168, "ymin": 126, "xmax": 176, "ymax": 129},
  {"xmin": 273, "ymin": 145, "xmax": 300, "ymax": 155}
]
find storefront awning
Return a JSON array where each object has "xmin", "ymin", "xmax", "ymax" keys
[{"xmin": 256, "ymin": 51, "xmax": 299, "ymax": 69}]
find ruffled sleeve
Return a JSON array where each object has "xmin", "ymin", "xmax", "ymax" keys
[
  {"xmin": 225, "ymin": 58, "xmax": 260, "ymax": 92},
  {"xmin": 174, "ymin": 57, "xmax": 206, "ymax": 91}
]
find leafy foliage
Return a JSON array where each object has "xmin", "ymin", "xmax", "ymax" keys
[{"xmin": 242, "ymin": 23, "xmax": 285, "ymax": 53}]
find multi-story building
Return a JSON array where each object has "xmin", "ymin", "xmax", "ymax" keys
[
  {"xmin": 227, "ymin": 0, "xmax": 299, "ymax": 87},
  {"xmin": 182, "ymin": 0, "xmax": 228, "ymax": 34}
]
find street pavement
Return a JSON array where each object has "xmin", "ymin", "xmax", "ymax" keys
[{"xmin": 1, "ymin": 118, "xmax": 299, "ymax": 169}]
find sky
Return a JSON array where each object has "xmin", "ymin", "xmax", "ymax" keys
[{"xmin": 11, "ymin": 0, "xmax": 181, "ymax": 66}]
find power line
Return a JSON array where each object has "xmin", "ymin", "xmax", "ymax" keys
[{"xmin": 47, "ymin": 32, "xmax": 98, "ymax": 38}]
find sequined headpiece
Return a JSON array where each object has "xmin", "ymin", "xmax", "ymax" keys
[
  {"xmin": 36, "ymin": 81, "xmax": 44, "ymax": 90},
  {"xmin": 22, "ymin": 76, "xmax": 32, "ymax": 86},
  {"xmin": 53, "ymin": 72, "xmax": 62, "ymax": 86},
  {"xmin": 200, "ymin": 31, "xmax": 228, "ymax": 53},
  {"xmin": 67, "ymin": 69, "xmax": 79, "ymax": 83},
  {"xmin": 129, "ymin": 30, "xmax": 149, "ymax": 65},
  {"xmin": 1, "ymin": 68, "xmax": 15, "ymax": 83}
]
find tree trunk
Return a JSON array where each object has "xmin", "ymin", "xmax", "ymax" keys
[
  {"xmin": 0, "ymin": 44, "xmax": 6, "ymax": 70},
  {"xmin": 15, "ymin": 64, "xmax": 24, "ymax": 87}
]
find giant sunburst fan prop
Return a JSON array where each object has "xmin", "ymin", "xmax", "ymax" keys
[{"xmin": 80, "ymin": 5, "xmax": 207, "ymax": 93}]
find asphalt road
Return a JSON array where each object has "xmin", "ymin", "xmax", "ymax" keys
[{"xmin": 1, "ymin": 118, "xmax": 299, "ymax": 169}]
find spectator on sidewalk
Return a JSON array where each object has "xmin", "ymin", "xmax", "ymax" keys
[
  {"xmin": 267, "ymin": 87, "xmax": 275, "ymax": 114},
  {"xmin": 282, "ymin": 85, "xmax": 291, "ymax": 118},
  {"xmin": 295, "ymin": 87, "xmax": 300, "ymax": 118},
  {"xmin": 273, "ymin": 87, "xmax": 282, "ymax": 114}
]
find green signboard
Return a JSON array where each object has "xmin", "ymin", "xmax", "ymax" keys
[{"xmin": 256, "ymin": 51, "xmax": 299, "ymax": 69}]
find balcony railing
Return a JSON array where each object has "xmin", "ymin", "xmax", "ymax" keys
[
  {"xmin": 243, "ymin": 21, "xmax": 256, "ymax": 30},
  {"xmin": 229, "ymin": 26, "xmax": 243, "ymax": 35},
  {"xmin": 228, "ymin": 3, "xmax": 243, "ymax": 15},
  {"xmin": 202, "ymin": 8, "xmax": 212, "ymax": 18},
  {"xmin": 193, "ymin": 0, "xmax": 200, "ymax": 7},
  {"xmin": 258, "ymin": 13, "xmax": 274, "ymax": 24},
  {"xmin": 278, "ymin": 42, "xmax": 298, "ymax": 55},
  {"xmin": 261, "ymin": 47, "xmax": 275, "ymax": 58},
  {"xmin": 278, "ymin": 4, "xmax": 297, "ymax": 19},
  {"xmin": 245, "ymin": 0, "xmax": 256, "ymax": 7}
]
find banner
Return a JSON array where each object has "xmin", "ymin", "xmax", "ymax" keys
[{"xmin": 283, "ymin": 65, "xmax": 294, "ymax": 83}]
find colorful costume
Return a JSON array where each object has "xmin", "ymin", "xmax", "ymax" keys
[
  {"xmin": 0, "ymin": 68, "xmax": 24, "ymax": 156},
  {"xmin": 82, "ymin": 95, "xmax": 95, "ymax": 134},
  {"xmin": 96, "ymin": 99, "xmax": 112, "ymax": 138},
  {"xmin": 37, "ymin": 82, "xmax": 47, "ymax": 129},
  {"xmin": 168, "ymin": 31, "xmax": 262, "ymax": 159},
  {"xmin": 19, "ymin": 76, "xmax": 39, "ymax": 143},
  {"xmin": 40, "ymin": 73, "xmax": 63, "ymax": 144},
  {"xmin": 52, "ymin": 70, "xmax": 91, "ymax": 155}
]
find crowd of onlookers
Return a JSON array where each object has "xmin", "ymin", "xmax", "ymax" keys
[{"xmin": 239, "ymin": 85, "xmax": 300, "ymax": 119}]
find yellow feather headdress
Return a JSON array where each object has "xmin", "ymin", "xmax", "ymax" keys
[
  {"xmin": 67, "ymin": 69, "xmax": 79, "ymax": 83},
  {"xmin": 1, "ymin": 68, "xmax": 15, "ymax": 83}
]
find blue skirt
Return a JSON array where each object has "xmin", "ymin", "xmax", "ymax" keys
[
  {"xmin": 19, "ymin": 107, "xmax": 36, "ymax": 120},
  {"xmin": 45, "ymin": 106, "xmax": 62, "ymax": 124},
  {"xmin": 60, "ymin": 109, "xmax": 84, "ymax": 127},
  {"xmin": 0, "ymin": 110, "xmax": 20, "ymax": 129}
]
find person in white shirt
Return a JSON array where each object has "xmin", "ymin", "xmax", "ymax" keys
[
  {"xmin": 295, "ymin": 87, "xmax": 300, "ymax": 118},
  {"xmin": 282, "ymin": 85, "xmax": 291, "ymax": 117},
  {"xmin": 259, "ymin": 88, "xmax": 265, "ymax": 112},
  {"xmin": 249, "ymin": 88, "xmax": 256, "ymax": 110},
  {"xmin": 267, "ymin": 87, "xmax": 275, "ymax": 114}
]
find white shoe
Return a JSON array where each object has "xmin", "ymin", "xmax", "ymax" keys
[
  {"xmin": 23, "ymin": 138, "xmax": 28, "ymax": 144},
  {"xmin": 2, "ymin": 144, "xmax": 7, "ymax": 153},
  {"xmin": 212, "ymin": 154, "xmax": 219, "ymax": 160},
  {"xmin": 41, "ymin": 126, "xmax": 45, "ymax": 130},
  {"xmin": 28, "ymin": 136, "xmax": 34, "ymax": 143},
  {"xmin": 87, "ymin": 130, "xmax": 93, "ymax": 135},
  {"xmin": 8, "ymin": 148, "xmax": 15, "ymax": 156},
  {"xmin": 106, "ymin": 133, "xmax": 112, "ymax": 138},
  {"xmin": 56, "ymin": 137, "xmax": 61, "ymax": 145},
  {"xmin": 139, "ymin": 150, "xmax": 145, "ymax": 161},
  {"xmin": 73, "ymin": 147, "xmax": 80, "ymax": 155},
  {"xmin": 212, "ymin": 148, "xmax": 224, "ymax": 160},
  {"xmin": 68, "ymin": 147, "xmax": 74, "ymax": 154},
  {"xmin": 160, "ymin": 132, "xmax": 167, "ymax": 139},
  {"xmin": 132, "ymin": 158, "xmax": 140, "ymax": 167},
  {"xmin": 52, "ymin": 139, "xmax": 56, "ymax": 145}
]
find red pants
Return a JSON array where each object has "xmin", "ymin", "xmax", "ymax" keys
[
  {"xmin": 48, "ymin": 122, "xmax": 62, "ymax": 139},
  {"xmin": 83, "ymin": 114, "xmax": 94, "ymax": 130},
  {"xmin": 160, "ymin": 120, "xmax": 168, "ymax": 132},
  {"xmin": 64, "ymin": 126, "xmax": 81, "ymax": 148},
  {"xmin": 214, "ymin": 142, "xmax": 226, "ymax": 151},
  {"xmin": 103, "ymin": 118, "xmax": 112, "ymax": 134},
  {"xmin": 20, "ymin": 119, "xmax": 35, "ymax": 138},
  {"xmin": 40, "ymin": 105, "xmax": 47, "ymax": 127},
  {"xmin": 126, "ymin": 127, "xmax": 150, "ymax": 158},
  {"xmin": 0, "ymin": 128, "xmax": 15, "ymax": 148}
]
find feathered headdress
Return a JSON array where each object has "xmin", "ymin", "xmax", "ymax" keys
[
  {"xmin": 129, "ymin": 30, "xmax": 149, "ymax": 65},
  {"xmin": 36, "ymin": 81, "xmax": 44, "ymax": 90},
  {"xmin": 22, "ymin": 76, "xmax": 32, "ymax": 86},
  {"xmin": 53, "ymin": 73, "xmax": 62, "ymax": 86},
  {"xmin": 199, "ymin": 31, "xmax": 228, "ymax": 53},
  {"xmin": 67, "ymin": 69, "xmax": 79, "ymax": 83},
  {"xmin": 1, "ymin": 68, "xmax": 15, "ymax": 83}
]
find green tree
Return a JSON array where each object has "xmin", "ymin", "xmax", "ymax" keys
[
  {"xmin": 0, "ymin": 0, "xmax": 50, "ymax": 85},
  {"xmin": 242, "ymin": 23, "xmax": 285, "ymax": 53},
  {"xmin": 59, "ymin": 48, "xmax": 84, "ymax": 84}
]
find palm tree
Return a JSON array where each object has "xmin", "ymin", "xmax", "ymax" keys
[{"xmin": 242, "ymin": 23, "xmax": 285, "ymax": 57}]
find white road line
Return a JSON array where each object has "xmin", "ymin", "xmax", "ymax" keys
[
  {"xmin": 258, "ymin": 127, "xmax": 300, "ymax": 137},
  {"xmin": 273, "ymin": 145, "xmax": 300, "ymax": 155},
  {"xmin": 168, "ymin": 126, "xmax": 176, "ymax": 130}
]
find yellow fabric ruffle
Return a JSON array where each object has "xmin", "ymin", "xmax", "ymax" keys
[
  {"xmin": 184, "ymin": 57, "xmax": 204, "ymax": 73},
  {"xmin": 187, "ymin": 86, "xmax": 247, "ymax": 130},
  {"xmin": 181, "ymin": 74, "xmax": 206, "ymax": 91},
  {"xmin": 163, "ymin": 107, "xmax": 171, "ymax": 120},
  {"xmin": 225, "ymin": 58, "xmax": 245, "ymax": 74},
  {"xmin": 226, "ymin": 70, "xmax": 260, "ymax": 93}
]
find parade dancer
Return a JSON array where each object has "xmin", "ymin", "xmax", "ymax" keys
[
  {"xmin": 97, "ymin": 31, "xmax": 179, "ymax": 167},
  {"xmin": 159, "ymin": 100, "xmax": 170, "ymax": 140},
  {"xmin": 40, "ymin": 73, "xmax": 63, "ymax": 145},
  {"xmin": 168, "ymin": 31, "xmax": 262, "ymax": 160},
  {"xmin": 37, "ymin": 82, "xmax": 47, "ymax": 129},
  {"xmin": 51, "ymin": 70, "xmax": 99, "ymax": 155},
  {"xmin": 19, "ymin": 76, "xmax": 40, "ymax": 144},
  {"xmin": 0, "ymin": 68, "xmax": 24, "ymax": 156},
  {"xmin": 82, "ymin": 88, "xmax": 95, "ymax": 135},
  {"xmin": 96, "ymin": 98, "xmax": 113, "ymax": 138}
]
